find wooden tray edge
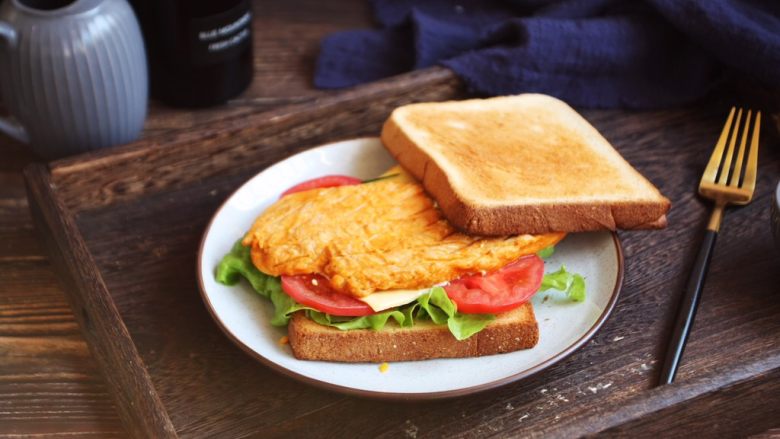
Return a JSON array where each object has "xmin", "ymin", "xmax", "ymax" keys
[
  {"xmin": 560, "ymin": 351, "xmax": 780, "ymax": 436},
  {"xmin": 49, "ymin": 67, "xmax": 457, "ymax": 173},
  {"xmin": 48, "ymin": 67, "xmax": 463, "ymax": 212},
  {"xmin": 23, "ymin": 163, "xmax": 178, "ymax": 439}
]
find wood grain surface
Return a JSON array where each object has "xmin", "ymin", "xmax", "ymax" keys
[{"xmin": 3, "ymin": 0, "xmax": 780, "ymax": 437}]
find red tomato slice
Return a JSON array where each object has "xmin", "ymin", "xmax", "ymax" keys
[
  {"xmin": 280, "ymin": 175, "xmax": 362, "ymax": 197},
  {"xmin": 281, "ymin": 274, "xmax": 374, "ymax": 316},
  {"xmin": 444, "ymin": 255, "xmax": 544, "ymax": 314}
]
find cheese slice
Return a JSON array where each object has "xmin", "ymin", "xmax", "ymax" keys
[{"xmin": 358, "ymin": 287, "xmax": 431, "ymax": 312}]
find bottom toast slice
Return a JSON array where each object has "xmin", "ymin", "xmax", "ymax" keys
[{"xmin": 288, "ymin": 302, "xmax": 539, "ymax": 362}]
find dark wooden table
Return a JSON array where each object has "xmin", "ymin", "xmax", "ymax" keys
[{"xmin": 2, "ymin": 1, "xmax": 779, "ymax": 437}]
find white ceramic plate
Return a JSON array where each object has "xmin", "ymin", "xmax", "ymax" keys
[{"xmin": 198, "ymin": 137, "xmax": 623, "ymax": 399}]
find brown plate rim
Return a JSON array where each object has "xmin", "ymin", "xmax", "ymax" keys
[{"xmin": 196, "ymin": 138, "xmax": 625, "ymax": 401}]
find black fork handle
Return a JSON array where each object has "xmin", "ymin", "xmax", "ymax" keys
[{"xmin": 659, "ymin": 229, "xmax": 718, "ymax": 385}]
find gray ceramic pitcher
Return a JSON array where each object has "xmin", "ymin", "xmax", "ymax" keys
[{"xmin": 0, "ymin": 0, "xmax": 147, "ymax": 159}]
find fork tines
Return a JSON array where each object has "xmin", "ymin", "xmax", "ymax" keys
[{"xmin": 703, "ymin": 107, "xmax": 761, "ymax": 193}]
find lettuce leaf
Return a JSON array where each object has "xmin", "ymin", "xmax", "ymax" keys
[
  {"xmin": 416, "ymin": 286, "xmax": 453, "ymax": 324},
  {"xmin": 362, "ymin": 173, "xmax": 400, "ymax": 184},
  {"xmin": 416, "ymin": 287, "xmax": 494, "ymax": 340},
  {"xmin": 266, "ymin": 278, "xmax": 310, "ymax": 326},
  {"xmin": 448, "ymin": 313, "xmax": 496, "ymax": 340},
  {"xmin": 216, "ymin": 240, "xmax": 309, "ymax": 326},
  {"xmin": 215, "ymin": 240, "xmax": 272, "ymax": 294},
  {"xmin": 540, "ymin": 265, "xmax": 586, "ymax": 302},
  {"xmin": 307, "ymin": 309, "xmax": 406, "ymax": 330},
  {"xmin": 401, "ymin": 302, "xmax": 418, "ymax": 326},
  {"xmin": 537, "ymin": 246, "xmax": 555, "ymax": 259},
  {"xmin": 305, "ymin": 287, "xmax": 493, "ymax": 340}
]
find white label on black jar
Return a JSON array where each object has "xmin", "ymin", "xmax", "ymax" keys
[{"xmin": 190, "ymin": 1, "xmax": 252, "ymax": 66}]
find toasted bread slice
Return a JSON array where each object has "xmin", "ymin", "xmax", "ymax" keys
[
  {"xmin": 287, "ymin": 303, "xmax": 538, "ymax": 362},
  {"xmin": 381, "ymin": 94, "xmax": 671, "ymax": 235}
]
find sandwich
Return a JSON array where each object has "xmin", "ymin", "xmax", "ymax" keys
[
  {"xmin": 217, "ymin": 167, "xmax": 575, "ymax": 362},
  {"xmin": 215, "ymin": 94, "xmax": 670, "ymax": 363}
]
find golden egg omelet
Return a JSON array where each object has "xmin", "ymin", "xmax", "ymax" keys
[{"xmin": 243, "ymin": 170, "xmax": 564, "ymax": 297}]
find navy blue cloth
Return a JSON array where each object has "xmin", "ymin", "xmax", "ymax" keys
[{"xmin": 315, "ymin": 0, "xmax": 780, "ymax": 109}]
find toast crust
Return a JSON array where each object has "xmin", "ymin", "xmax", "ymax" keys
[
  {"xmin": 288, "ymin": 303, "xmax": 539, "ymax": 362},
  {"xmin": 381, "ymin": 94, "xmax": 671, "ymax": 235}
]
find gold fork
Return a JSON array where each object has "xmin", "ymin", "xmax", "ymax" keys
[{"xmin": 659, "ymin": 107, "xmax": 761, "ymax": 385}]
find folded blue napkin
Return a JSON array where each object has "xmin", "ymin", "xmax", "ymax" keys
[{"xmin": 315, "ymin": 0, "xmax": 780, "ymax": 108}]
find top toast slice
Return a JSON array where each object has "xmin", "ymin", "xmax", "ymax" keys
[{"xmin": 380, "ymin": 94, "xmax": 671, "ymax": 235}]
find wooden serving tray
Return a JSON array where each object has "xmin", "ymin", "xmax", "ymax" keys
[{"xmin": 24, "ymin": 68, "xmax": 780, "ymax": 438}]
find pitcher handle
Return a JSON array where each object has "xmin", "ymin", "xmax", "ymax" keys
[{"xmin": 0, "ymin": 20, "xmax": 29, "ymax": 143}]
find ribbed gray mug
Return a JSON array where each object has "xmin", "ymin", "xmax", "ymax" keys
[{"xmin": 0, "ymin": 0, "xmax": 147, "ymax": 159}]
